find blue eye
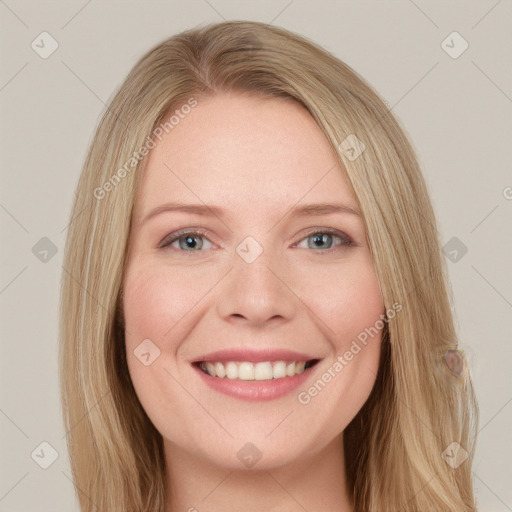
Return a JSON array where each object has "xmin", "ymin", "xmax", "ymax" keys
[
  {"xmin": 159, "ymin": 228, "xmax": 355, "ymax": 254},
  {"xmin": 295, "ymin": 229, "xmax": 354, "ymax": 252},
  {"xmin": 159, "ymin": 230, "xmax": 213, "ymax": 252}
]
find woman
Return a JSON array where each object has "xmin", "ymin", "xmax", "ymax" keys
[{"xmin": 59, "ymin": 20, "xmax": 479, "ymax": 511}]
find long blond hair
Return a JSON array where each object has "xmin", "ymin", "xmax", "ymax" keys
[{"xmin": 59, "ymin": 20, "xmax": 479, "ymax": 511}]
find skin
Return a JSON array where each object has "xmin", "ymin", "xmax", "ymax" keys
[{"xmin": 122, "ymin": 91, "xmax": 385, "ymax": 511}]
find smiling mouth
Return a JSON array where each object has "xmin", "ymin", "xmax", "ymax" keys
[{"xmin": 194, "ymin": 359, "xmax": 320, "ymax": 381}]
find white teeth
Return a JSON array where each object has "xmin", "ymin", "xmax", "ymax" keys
[
  {"xmin": 198, "ymin": 360, "xmax": 311, "ymax": 380},
  {"xmin": 295, "ymin": 361, "xmax": 306, "ymax": 373},
  {"xmin": 205, "ymin": 362, "xmax": 215, "ymax": 376},
  {"xmin": 255, "ymin": 362, "xmax": 273, "ymax": 380},
  {"xmin": 214, "ymin": 362, "xmax": 226, "ymax": 378},
  {"xmin": 272, "ymin": 361, "xmax": 287, "ymax": 378},
  {"xmin": 238, "ymin": 362, "xmax": 255, "ymax": 380},
  {"xmin": 225, "ymin": 362, "xmax": 238, "ymax": 379}
]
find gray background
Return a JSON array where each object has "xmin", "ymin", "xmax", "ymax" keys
[{"xmin": 1, "ymin": 1, "xmax": 511, "ymax": 510}]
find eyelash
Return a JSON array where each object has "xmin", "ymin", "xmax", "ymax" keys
[{"xmin": 158, "ymin": 227, "xmax": 356, "ymax": 255}]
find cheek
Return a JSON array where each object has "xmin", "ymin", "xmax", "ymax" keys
[
  {"xmin": 292, "ymin": 258, "xmax": 384, "ymax": 425},
  {"xmin": 295, "ymin": 257, "xmax": 384, "ymax": 345},
  {"xmin": 122, "ymin": 261, "xmax": 212, "ymax": 346},
  {"xmin": 122, "ymin": 262, "xmax": 193, "ymax": 389},
  {"xmin": 121, "ymin": 262, "xmax": 212, "ymax": 433}
]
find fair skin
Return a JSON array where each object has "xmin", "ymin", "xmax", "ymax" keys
[{"xmin": 123, "ymin": 92, "xmax": 385, "ymax": 511}]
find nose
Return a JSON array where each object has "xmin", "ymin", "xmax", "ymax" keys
[{"xmin": 216, "ymin": 242, "xmax": 297, "ymax": 328}]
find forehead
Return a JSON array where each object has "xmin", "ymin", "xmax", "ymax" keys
[{"xmin": 133, "ymin": 93, "xmax": 358, "ymax": 221}]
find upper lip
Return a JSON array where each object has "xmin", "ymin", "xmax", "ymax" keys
[{"xmin": 192, "ymin": 348, "xmax": 321, "ymax": 364}]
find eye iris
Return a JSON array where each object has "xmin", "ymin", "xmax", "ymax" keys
[
  {"xmin": 169, "ymin": 231, "xmax": 344, "ymax": 251},
  {"xmin": 309, "ymin": 233, "xmax": 332, "ymax": 249},
  {"xmin": 179, "ymin": 235, "xmax": 202, "ymax": 250}
]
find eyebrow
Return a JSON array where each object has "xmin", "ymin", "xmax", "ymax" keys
[{"xmin": 141, "ymin": 201, "xmax": 361, "ymax": 224}]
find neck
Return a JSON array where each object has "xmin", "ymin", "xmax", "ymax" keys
[{"xmin": 164, "ymin": 433, "xmax": 354, "ymax": 512}]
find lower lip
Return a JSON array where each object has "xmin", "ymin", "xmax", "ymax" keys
[{"xmin": 192, "ymin": 363, "xmax": 318, "ymax": 401}]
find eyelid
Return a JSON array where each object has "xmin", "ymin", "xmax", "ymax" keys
[
  {"xmin": 292, "ymin": 227, "xmax": 356, "ymax": 251},
  {"xmin": 158, "ymin": 226, "xmax": 356, "ymax": 252},
  {"xmin": 158, "ymin": 227, "xmax": 216, "ymax": 249},
  {"xmin": 298, "ymin": 227, "xmax": 354, "ymax": 244}
]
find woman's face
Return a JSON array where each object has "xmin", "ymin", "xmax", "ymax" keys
[{"xmin": 123, "ymin": 92, "xmax": 385, "ymax": 470}]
